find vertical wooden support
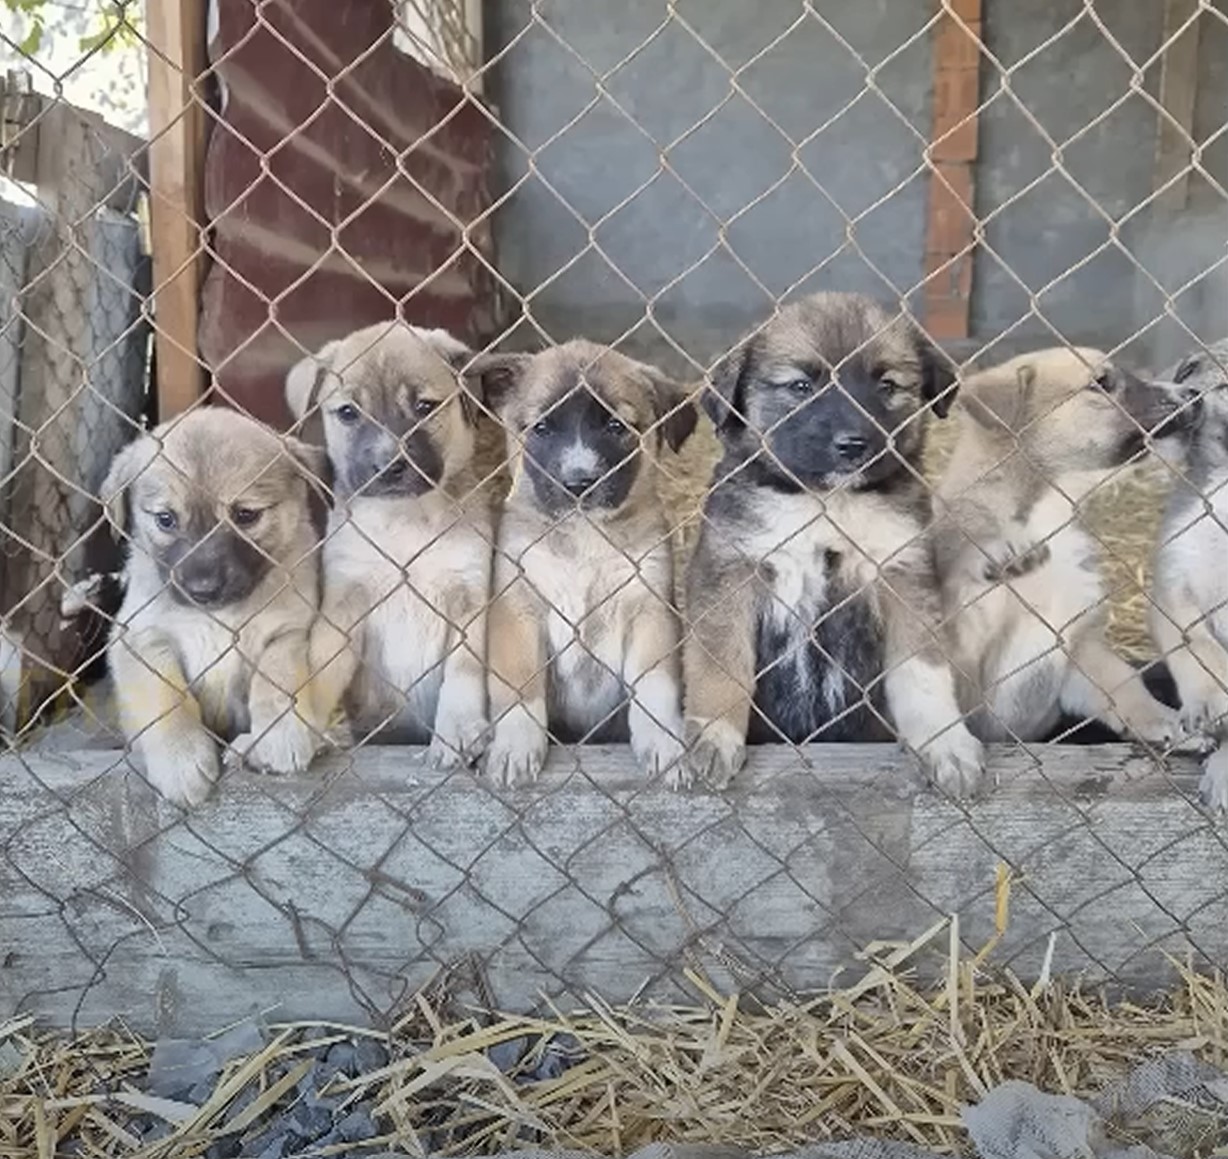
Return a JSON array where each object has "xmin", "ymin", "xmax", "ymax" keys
[
  {"xmin": 1154, "ymin": 0, "xmax": 1201, "ymax": 214},
  {"xmin": 922, "ymin": 0, "xmax": 983, "ymax": 342},
  {"xmin": 146, "ymin": 0, "xmax": 209, "ymax": 418}
]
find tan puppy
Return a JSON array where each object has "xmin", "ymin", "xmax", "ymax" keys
[
  {"xmin": 1148, "ymin": 340, "xmax": 1228, "ymax": 805},
  {"xmin": 935, "ymin": 347, "xmax": 1199, "ymax": 744},
  {"xmin": 103, "ymin": 408, "xmax": 326, "ymax": 806},
  {"xmin": 477, "ymin": 340, "xmax": 696, "ymax": 785},
  {"xmin": 682, "ymin": 292, "xmax": 982, "ymax": 795},
  {"xmin": 286, "ymin": 322, "xmax": 494, "ymax": 765}
]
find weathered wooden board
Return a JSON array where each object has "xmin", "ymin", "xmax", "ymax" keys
[{"xmin": 0, "ymin": 742, "xmax": 1223, "ymax": 1035}]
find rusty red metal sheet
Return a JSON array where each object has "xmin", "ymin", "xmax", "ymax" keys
[{"xmin": 199, "ymin": 0, "xmax": 498, "ymax": 428}]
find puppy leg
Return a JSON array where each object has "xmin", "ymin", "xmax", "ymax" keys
[
  {"xmin": 623, "ymin": 595, "xmax": 686, "ymax": 784},
  {"xmin": 681, "ymin": 579, "xmax": 756, "ymax": 790},
  {"xmin": 1060, "ymin": 635, "xmax": 1189, "ymax": 747},
  {"xmin": 110, "ymin": 630, "xmax": 219, "ymax": 807},
  {"xmin": 1151, "ymin": 596, "xmax": 1228, "ymax": 737},
  {"xmin": 429, "ymin": 575, "xmax": 491, "ymax": 770},
  {"xmin": 1200, "ymin": 745, "xmax": 1228, "ymax": 813},
  {"xmin": 228, "ymin": 628, "xmax": 318, "ymax": 774},
  {"xmin": 483, "ymin": 577, "xmax": 549, "ymax": 786},
  {"xmin": 303, "ymin": 584, "xmax": 367, "ymax": 741},
  {"xmin": 881, "ymin": 576, "xmax": 985, "ymax": 798}
]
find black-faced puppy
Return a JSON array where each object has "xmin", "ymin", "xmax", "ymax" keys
[
  {"xmin": 286, "ymin": 322, "xmax": 493, "ymax": 765},
  {"xmin": 683, "ymin": 292, "xmax": 984, "ymax": 795},
  {"xmin": 935, "ymin": 347, "xmax": 1199, "ymax": 746},
  {"xmin": 1148, "ymin": 339, "xmax": 1228, "ymax": 805},
  {"xmin": 477, "ymin": 340, "xmax": 697, "ymax": 785},
  {"xmin": 103, "ymin": 409, "xmax": 326, "ymax": 806}
]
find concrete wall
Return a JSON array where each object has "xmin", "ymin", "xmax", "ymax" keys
[
  {"xmin": 485, "ymin": 0, "xmax": 1227, "ymax": 372},
  {"xmin": 484, "ymin": 0, "xmax": 937, "ymax": 372}
]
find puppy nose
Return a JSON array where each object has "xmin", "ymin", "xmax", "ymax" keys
[
  {"xmin": 561, "ymin": 470, "xmax": 602, "ymax": 496},
  {"xmin": 834, "ymin": 433, "xmax": 869, "ymax": 462},
  {"xmin": 179, "ymin": 572, "xmax": 224, "ymax": 604}
]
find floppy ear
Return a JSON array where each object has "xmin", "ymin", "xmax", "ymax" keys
[
  {"xmin": 282, "ymin": 435, "xmax": 334, "ymax": 504},
  {"xmin": 918, "ymin": 332, "xmax": 959, "ymax": 418},
  {"xmin": 963, "ymin": 363, "xmax": 1037, "ymax": 435},
  {"xmin": 644, "ymin": 369, "xmax": 699, "ymax": 452},
  {"xmin": 285, "ymin": 339, "xmax": 340, "ymax": 425},
  {"xmin": 704, "ymin": 343, "xmax": 750, "ymax": 433},
  {"xmin": 462, "ymin": 352, "xmax": 532, "ymax": 422},
  {"xmin": 99, "ymin": 435, "xmax": 153, "ymax": 540}
]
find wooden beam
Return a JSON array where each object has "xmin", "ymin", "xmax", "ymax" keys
[
  {"xmin": 923, "ymin": 0, "xmax": 982, "ymax": 342},
  {"xmin": 1154, "ymin": 0, "xmax": 1201, "ymax": 213},
  {"xmin": 146, "ymin": 0, "xmax": 209, "ymax": 418},
  {"xmin": 1, "ymin": 742, "xmax": 1222, "ymax": 1035}
]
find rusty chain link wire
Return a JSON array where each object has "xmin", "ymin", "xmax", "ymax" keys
[{"xmin": 0, "ymin": 0, "xmax": 1227, "ymax": 1036}]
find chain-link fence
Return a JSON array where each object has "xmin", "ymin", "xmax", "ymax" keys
[{"xmin": 1, "ymin": 0, "xmax": 1227, "ymax": 1064}]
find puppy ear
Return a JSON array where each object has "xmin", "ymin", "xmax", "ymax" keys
[
  {"xmin": 644, "ymin": 368, "xmax": 699, "ymax": 452},
  {"xmin": 963, "ymin": 363, "xmax": 1037, "ymax": 434},
  {"xmin": 704, "ymin": 343, "xmax": 750, "ymax": 433},
  {"xmin": 463, "ymin": 352, "xmax": 532, "ymax": 420},
  {"xmin": 282, "ymin": 435, "xmax": 334, "ymax": 504},
  {"xmin": 285, "ymin": 339, "xmax": 340, "ymax": 425},
  {"xmin": 422, "ymin": 331, "xmax": 484, "ymax": 425},
  {"xmin": 99, "ymin": 434, "xmax": 153, "ymax": 540},
  {"xmin": 918, "ymin": 332, "xmax": 959, "ymax": 418}
]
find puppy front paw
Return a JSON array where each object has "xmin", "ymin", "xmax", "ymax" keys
[
  {"xmin": 1127, "ymin": 702, "xmax": 1213, "ymax": 754},
  {"xmin": 1200, "ymin": 748, "xmax": 1228, "ymax": 814},
  {"xmin": 919, "ymin": 725, "xmax": 986, "ymax": 800},
  {"xmin": 482, "ymin": 710, "xmax": 548, "ymax": 787},
  {"xmin": 142, "ymin": 728, "xmax": 221, "ymax": 807},
  {"xmin": 682, "ymin": 717, "xmax": 746, "ymax": 790},
  {"xmin": 1180, "ymin": 691, "xmax": 1228, "ymax": 739},
  {"xmin": 632, "ymin": 717, "xmax": 686, "ymax": 784},
  {"xmin": 227, "ymin": 713, "xmax": 318, "ymax": 775},
  {"xmin": 428, "ymin": 700, "xmax": 488, "ymax": 770},
  {"xmin": 983, "ymin": 537, "xmax": 1050, "ymax": 583}
]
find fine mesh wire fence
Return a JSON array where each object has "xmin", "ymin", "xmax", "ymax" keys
[{"xmin": 0, "ymin": 0, "xmax": 1226, "ymax": 1039}]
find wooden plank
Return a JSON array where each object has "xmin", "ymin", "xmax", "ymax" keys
[
  {"xmin": 1154, "ymin": 0, "xmax": 1201, "ymax": 213},
  {"xmin": 0, "ymin": 742, "xmax": 1223, "ymax": 1035},
  {"xmin": 146, "ymin": 0, "xmax": 209, "ymax": 418}
]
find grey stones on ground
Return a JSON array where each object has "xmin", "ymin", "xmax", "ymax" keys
[{"xmin": 487, "ymin": 1030, "xmax": 586, "ymax": 1083}]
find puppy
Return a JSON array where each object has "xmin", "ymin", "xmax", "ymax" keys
[
  {"xmin": 103, "ymin": 408, "xmax": 327, "ymax": 806},
  {"xmin": 682, "ymin": 292, "xmax": 984, "ymax": 795},
  {"xmin": 477, "ymin": 340, "xmax": 697, "ymax": 785},
  {"xmin": 286, "ymin": 322, "xmax": 493, "ymax": 765},
  {"xmin": 1148, "ymin": 339, "xmax": 1228, "ymax": 805},
  {"xmin": 936, "ymin": 347, "xmax": 1199, "ymax": 746}
]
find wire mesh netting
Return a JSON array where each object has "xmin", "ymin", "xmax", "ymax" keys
[{"xmin": 0, "ymin": 0, "xmax": 1227, "ymax": 1068}]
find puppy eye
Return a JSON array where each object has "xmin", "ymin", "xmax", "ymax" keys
[
  {"xmin": 531, "ymin": 418, "xmax": 551, "ymax": 437},
  {"xmin": 153, "ymin": 510, "xmax": 177, "ymax": 531},
  {"xmin": 879, "ymin": 375, "xmax": 902, "ymax": 396},
  {"xmin": 414, "ymin": 399, "xmax": 439, "ymax": 417},
  {"xmin": 1092, "ymin": 371, "xmax": 1113, "ymax": 392},
  {"xmin": 605, "ymin": 414, "xmax": 630, "ymax": 434},
  {"xmin": 784, "ymin": 377, "xmax": 813, "ymax": 395},
  {"xmin": 335, "ymin": 403, "xmax": 360, "ymax": 424},
  {"xmin": 231, "ymin": 507, "xmax": 261, "ymax": 528},
  {"xmin": 1174, "ymin": 358, "xmax": 1200, "ymax": 384}
]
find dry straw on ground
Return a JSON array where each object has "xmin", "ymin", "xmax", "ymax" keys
[{"xmin": 5, "ymin": 908, "xmax": 1228, "ymax": 1159}]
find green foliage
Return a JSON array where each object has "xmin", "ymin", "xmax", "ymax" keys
[{"xmin": 2, "ymin": 0, "xmax": 142, "ymax": 60}]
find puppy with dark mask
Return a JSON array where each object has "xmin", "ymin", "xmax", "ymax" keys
[
  {"xmin": 478, "ymin": 340, "xmax": 697, "ymax": 785},
  {"xmin": 936, "ymin": 347, "xmax": 1200, "ymax": 749},
  {"xmin": 102, "ymin": 408, "xmax": 328, "ymax": 806},
  {"xmin": 286, "ymin": 322, "xmax": 496, "ymax": 765},
  {"xmin": 1148, "ymin": 339, "xmax": 1228, "ymax": 805},
  {"xmin": 682, "ymin": 292, "xmax": 984, "ymax": 795}
]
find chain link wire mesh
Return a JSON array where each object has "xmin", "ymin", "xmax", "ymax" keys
[{"xmin": 0, "ymin": 0, "xmax": 1227, "ymax": 1065}]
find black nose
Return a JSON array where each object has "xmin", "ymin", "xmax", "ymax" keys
[
  {"xmin": 834, "ymin": 433, "xmax": 869, "ymax": 462},
  {"xmin": 561, "ymin": 472, "xmax": 601, "ymax": 496},
  {"xmin": 178, "ymin": 572, "xmax": 224, "ymax": 604}
]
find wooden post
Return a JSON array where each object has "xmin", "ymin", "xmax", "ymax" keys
[
  {"xmin": 146, "ymin": 0, "xmax": 209, "ymax": 418},
  {"xmin": 922, "ymin": 0, "xmax": 983, "ymax": 343},
  {"xmin": 1153, "ymin": 0, "xmax": 1201, "ymax": 214}
]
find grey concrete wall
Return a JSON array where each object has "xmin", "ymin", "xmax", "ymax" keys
[
  {"xmin": 484, "ymin": 0, "xmax": 937, "ymax": 373},
  {"xmin": 485, "ymin": 1, "xmax": 1226, "ymax": 372},
  {"xmin": 973, "ymin": 0, "xmax": 1228, "ymax": 368}
]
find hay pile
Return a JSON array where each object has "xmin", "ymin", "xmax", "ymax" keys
[{"xmin": 5, "ymin": 917, "xmax": 1228, "ymax": 1159}]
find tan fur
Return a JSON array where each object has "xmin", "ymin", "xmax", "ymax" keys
[
  {"xmin": 103, "ymin": 408, "xmax": 325, "ymax": 806},
  {"xmin": 287, "ymin": 322, "xmax": 494, "ymax": 764},
  {"xmin": 480, "ymin": 340, "xmax": 696, "ymax": 785},
  {"xmin": 935, "ymin": 346, "xmax": 1192, "ymax": 746}
]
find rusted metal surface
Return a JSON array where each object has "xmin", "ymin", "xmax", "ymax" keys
[{"xmin": 200, "ymin": 0, "xmax": 498, "ymax": 427}]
